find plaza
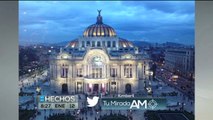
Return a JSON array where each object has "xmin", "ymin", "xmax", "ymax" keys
[{"xmin": 19, "ymin": 67, "xmax": 194, "ymax": 120}]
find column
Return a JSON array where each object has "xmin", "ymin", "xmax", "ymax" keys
[
  {"xmin": 57, "ymin": 64, "xmax": 60, "ymax": 79},
  {"xmin": 99, "ymin": 84, "xmax": 101, "ymax": 93},
  {"xmin": 91, "ymin": 84, "xmax": 93, "ymax": 93},
  {"xmin": 51, "ymin": 64, "xmax": 54, "ymax": 79},
  {"xmin": 69, "ymin": 64, "xmax": 72, "ymax": 78},
  {"xmin": 142, "ymin": 64, "xmax": 145, "ymax": 79},
  {"xmin": 106, "ymin": 83, "xmax": 108, "ymax": 93},
  {"xmin": 87, "ymin": 65, "xmax": 89, "ymax": 78},
  {"xmin": 135, "ymin": 64, "xmax": 138, "ymax": 79},
  {"xmin": 56, "ymin": 64, "xmax": 59, "ymax": 79},
  {"xmin": 106, "ymin": 65, "xmax": 110, "ymax": 78},
  {"xmin": 81, "ymin": 65, "xmax": 84, "ymax": 77},
  {"xmin": 84, "ymin": 83, "xmax": 87, "ymax": 93},
  {"xmin": 81, "ymin": 82, "xmax": 83, "ymax": 93},
  {"xmin": 119, "ymin": 64, "xmax": 121, "ymax": 78},
  {"xmin": 73, "ymin": 65, "xmax": 76, "ymax": 78},
  {"xmin": 117, "ymin": 82, "xmax": 119, "ymax": 93},
  {"xmin": 84, "ymin": 65, "xmax": 87, "ymax": 77},
  {"xmin": 139, "ymin": 63, "xmax": 143, "ymax": 79},
  {"xmin": 52, "ymin": 64, "xmax": 54, "ymax": 78},
  {"xmin": 103, "ymin": 65, "xmax": 105, "ymax": 78},
  {"xmin": 89, "ymin": 65, "xmax": 92, "ymax": 78},
  {"xmin": 87, "ymin": 83, "xmax": 89, "ymax": 93},
  {"xmin": 121, "ymin": 65, "xmax": 124, "ymax": 78},
  {"xmin": 133, "ymin": 64, "xmax": 136, "ymax": 78},
  {"xmin": 74, "ymin": 82, "xmax": 76, "ymax": 93},
  {"xmin": 102, "ymin": 83, "xmax": 105, "ymax": 93},
  {"xmin": 49, "ymin": 64, "xmax": 52, "ymax": 79}
]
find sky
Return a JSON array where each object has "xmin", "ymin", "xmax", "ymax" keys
[{"xmin": 19, "ymin": 1, "xmax": 194, "ymax": 45}]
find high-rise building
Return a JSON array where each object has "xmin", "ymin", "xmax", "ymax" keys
[{"xmin": 164, "ymin": 48, "xmax": 195, "ymax": 78}]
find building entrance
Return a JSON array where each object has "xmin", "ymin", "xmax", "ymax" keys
[
  {"xmin": 125, "ymin": 84, "xmax": 131, "ymax": 94},
  {"xmin": 93, "ymin": 84, "xmax": 99, "ymax": 93},
  {"xmin": 62, "ymin": 84, "xmax": 68, "ymax": 94}
]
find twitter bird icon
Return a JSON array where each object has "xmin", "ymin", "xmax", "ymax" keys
[{"xmin": 87, "ymin": 96, "xmax": 99, "ymax": 107}]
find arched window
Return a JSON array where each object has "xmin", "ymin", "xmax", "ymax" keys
[
  {"xmin": 91, "ymin": 56, "xmax": 104, "ymax": 78},
  {"xmin": 110, "ymin": 67, "xmax": 117, "ymax": 77}
]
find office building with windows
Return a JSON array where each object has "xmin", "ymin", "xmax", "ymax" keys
[{"xmin": 164, "ymin": 48, "xmax": 195, "ymax": 78}]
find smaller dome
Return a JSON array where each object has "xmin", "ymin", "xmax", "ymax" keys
[
  {"xmin": 66, "ymin": 39, "xmax": 78, "ymax": 48},
  {"xmin": 119, "ymin": 38, "xmax": 134, "ymax": 48},
  {"xmin": 83, "ymin": 10, "xmax": 116, "ymax": 37}
]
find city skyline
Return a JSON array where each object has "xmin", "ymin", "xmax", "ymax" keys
[{"xmin": 19, "ymin": 1, "xmax": 194, "ymax": 45}]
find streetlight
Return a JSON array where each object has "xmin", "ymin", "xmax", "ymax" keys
[
  {"xmin": 146, "ymin": 87, "xmax": 152, "ymax": 95},
  {"xmin": 36, "ymin": 86, "xmax": 41, "ymax": 95},
  {"xmin": 172, "ymin": 75, "xmax": 178, "ymax": 84},
  {"xmin": 145, "ymin": 70, "xmax": 149, "ymax": 80},
  {"xmin": 149, "ymin": 71, "xmax": 153, "ymax": 81},
  {"xmin": 179, "ymin": 102, "xmax": 186, "ymax": 112},
  {"xmin": 111, "ymin": 74, "xmax": 116, "ymax": 96},
  {"xmin": 145, "ymin": 70, "xmax": 153, "ymax": 96}
]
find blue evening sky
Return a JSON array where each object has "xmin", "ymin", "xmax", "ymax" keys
[{"xmin": 19, "ymin": 1, "xmax": 194, "ymax": 45}]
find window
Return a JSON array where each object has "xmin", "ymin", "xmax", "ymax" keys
[
  {"xmin": 107, "ymin": 41, "xmax": 111, "ymax": 47},
  {"xmin": 124, "ymin": 64, "xmax": 132, "ymax": 78},
  {"xmin": 110, "ymin": 68, "xmax": 117, "ymax": 77},
  {"xmin": 61, "ymin": 64, "xmax": 68, "ymax": 78},
  {"xmin": 77, "ymin": 68, "xmax": 83, "ymax": 77},
  {"xmin": 102, "ymin": 41, "xmax": 105, "ymax": 47},
  {"xmin": 92, "ymin": 68, "xmax": 102, "ymax": 78},
  {"xmin": 100, "ymin": 68, "xmax": 102, "ymax": 78},
  {"xmin": 92, "ymin": 68, "xmax": 95, "ymax": 78},
  {"xmin": 82, "ymin": 41, "xmax": 85, "ymax": 47},
  {"xmin": 92, "ymin": 41, "xmax": 95, "ymax": 47},
  {"xmin": 112, "ymin": 41, "xmax": 116, "ymax": 47},
  {"xmin": 95, "ymin": 68, "xmax": 99, "ymax": 78},
  {"xmin": 129, "ymin": 68, "xmax": 132, "ymax": 78},
  {"xmin": 97, "ymin": 41, "xmax": 101, "ymax": 47},
  {"xmin": 144, "ymin": 66, "xmax": 146, "ymax": 74},
  {"xmin": 91, "ymin": 56, "xmax": 104, "ymax": 78},
  {"xmin": 86, "ymin": 41, "xmax": 90, "ymax": 46}
]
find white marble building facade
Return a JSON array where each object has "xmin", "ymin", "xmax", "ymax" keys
[{"xmin": 49, "ymin": 11, "xmax": 150, "ymax": 95}]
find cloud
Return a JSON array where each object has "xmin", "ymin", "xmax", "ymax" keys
[{"xmin": 19, "ymin": 1, "xmax": 194, "ymax": 45}]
